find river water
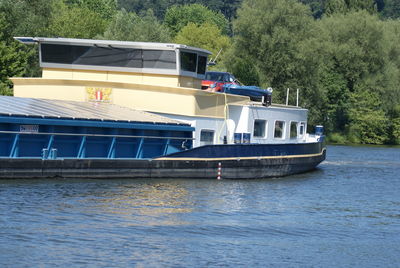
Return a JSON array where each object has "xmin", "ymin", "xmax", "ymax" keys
[{"xmin": 0, "ymin": 145, "xmax": 399, "ymax": 267}]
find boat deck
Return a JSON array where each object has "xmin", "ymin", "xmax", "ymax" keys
[
  {"xmin": 0, "ymin": 95, "xmax": 186, "ymax": 125},
  {"xmin": 0, "ymin": 96, "xmax": 193, "ymax": 160}
]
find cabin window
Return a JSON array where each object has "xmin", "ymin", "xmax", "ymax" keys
[
  {"xmin": 180, "ymin": 52, "xmax": 197, "ymax": 72},
  {"xmin": 290, "ymin": 122, "xmax": 298, "ymax": 139},
  {"xmin": 200, "ymin": 130, "xmax": 214, "ymax": 144},
  {"xmin": 142, "ymin": 50, "xmax": 176, "ymax": 69},
  {"xmin": 197, "ymin": 56, "xmax": 207, "ymax": 74},
  {"xmin": 253, "ymin": 120, "xmax": 267, "ymax": 138},
  {"xmin": 274, "ymin": 121, "xmax": 285, "ymax": 139},
  {"xmin": 40, "ymin": 44, "xmax": 176, "ymax": 69},
  {"xmin": 299, "ymin": 122, "xmax": 305, "ymax": 136}
]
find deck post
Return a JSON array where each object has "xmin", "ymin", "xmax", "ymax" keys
[
  {"xmin": 163, "ymin": 138, "xmax": 171, "ymax": 155},
  {"xmin": 46, "ymin": 135, "xmax": 54, "ymax": 151},
  {"xmin": 77, "ymin": 136, "xmax": 87, "ymax": 158},
  {"xmin": 107, "ymin": 137, "xmax": 116, "ymax": 159},
  {"xmin": 136, "ymin": 138, "xmax": 144, "ymax": 158},
  {"xmin": 9, "ymin": 134, "xmax": 20, "ymax": 158}
]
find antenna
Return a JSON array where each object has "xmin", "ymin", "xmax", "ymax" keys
[{"xmin": 207, "ymin": 48, "xmax": 223, "ymax": 66}]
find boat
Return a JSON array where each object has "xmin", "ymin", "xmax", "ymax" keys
[{"xmin": 0, "ymin": 37, "xmax": 326, "ymax": 179}]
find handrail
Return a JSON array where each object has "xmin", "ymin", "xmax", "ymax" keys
[{"xmin": 0, "ymin": 130, "xmax": 194, "ymax": 140}]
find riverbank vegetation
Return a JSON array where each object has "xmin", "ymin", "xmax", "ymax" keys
[{"xmin": 0, "ymin": 0, "xmax": 399, "ymax": 145}]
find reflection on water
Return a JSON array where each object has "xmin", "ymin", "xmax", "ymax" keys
[
  {"xmin": 1, "ymin": 145, "xmax": 400, "ymax": 267},
  {"xmin": 80, "ymin": 182, "xmax": 194, "ymax": 221}
]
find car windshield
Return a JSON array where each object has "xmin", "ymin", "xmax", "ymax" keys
[{"xmin": 205, "ymin": 72, "xmax": 229, "ymax": 82}]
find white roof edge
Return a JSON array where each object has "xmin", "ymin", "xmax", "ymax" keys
[{"xmin": 14, "ymin": 36, "xmax": 212, "ymax": 55}]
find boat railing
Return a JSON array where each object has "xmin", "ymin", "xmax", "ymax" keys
[
  {"xmin": 0, "ymin": 130, "xmax": 193, "ymax": 160},
  {"xmin": 0, "ymin": 130, "xmax": 194, "ymax": 140}
]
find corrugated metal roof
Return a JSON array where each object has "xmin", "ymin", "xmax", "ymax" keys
[
  {"xmin": 14, "ymin": 37, "xmax": 212, "ymax": 55},
  {"xmin": 0, "ymin": 96, "xmax": 187, "ymax": 126}
]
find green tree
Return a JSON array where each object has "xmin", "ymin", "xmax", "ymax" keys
[
  {"xmin": 325, "ymin": 0, "xmax": 377, "ymax": 15},
  {"xmin": 231, "ymin": 0, "xmax": 315, "ymax": 96},
  {"xmin": 316, "ymin": 12, "xmax": 373, "ymax": 135},
  {"xmin": 381, "ymin": 0, "xmax": 400, "ymax": 19},
  {"xmin": 390, "ymin": 104, "xmax": 400, "ymax": 144},
  {"xmin": 101, "ymin": 9, "xmax": 171, "ymax": 42},
  {"xmin": 0, "ymin": 17, "xmax": 29, "ymax": 95},
  {"xmin": 0, "ymin": 42, "xmax": 29, "ymax": 96},
  {"xmin": 313, "ymin": 11, "xmax": 400, "ymax": 143},
  {"xmin": 225, "ymin": 54, "xmax": 261, "ymax": 86},
  {"xmin": 318, "ymin": 11, "xmax": 386, "ymax": 92},
  {"xmin": 117, "ymin": 0, "xmax": 170, "ymax": 19},
  {"xmin": 314, "ymin": 64, "xmax": 350, "ymax": 133},
  {"xmin": 0, "ymin": 0, "xmax": 56, "ymax": 39},
  {"xmin": 164, "ymin": 4, "xmax": 229, "ymax": 36},
  {"xmin": 117, "ymin": 0, "xmax": 242, "ymax": 21},
  {"xmin": 325, "ymin": 0, "xmax": 347, "ymax": 15},
  {"xmin": 65, "ymin": 0, "xmax": 117, "ymax": 20},
  {"xmin": 0, "ymin": 0, "xmax": 58, "ymax": 80},
  {"xmin": 299, "ymin": 0, "xmax": 325, "ymax": 18},
  {"xmin": 174, "ymin": 22, "xmax": 231, "ymax": 63},
  {"xmin": 47, "ymin": 2, "xmax": 108, "ymax": 39},
  {"xmin": 348, "ymin": 86, "xmax": 389, "ymax": 144},
  {"xmin": 207, "ymin": 0, "xmax": 242, "ymax": 21}
]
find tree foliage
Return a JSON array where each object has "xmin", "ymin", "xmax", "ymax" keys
[
  {"xmin": 47, "ymin": 2, "xmax": 108, "ymax": 39},
  {"xmin": 231, "ymin": 0, "xmax": 314, "ymax": 91},
  {"xmin": 65, "ymin": 0, "xmax": 117, "ymax": 20},
  {"xmin": 381, "ymin": 0, "xmax": 400, "ymax": 19},
  {"xmin": 164, "ymin": 4, "xmax": 229, "ymax": 36},
  {"xmin": 309, "ymin": 11, "xmax": 400, "ymax": 142},
  {"xmin": 101, "ymin": 9, "xmax": 171, "ymax": 42},
  {"xmin": 0, "ymin": 0, "xmax": 55, "ymax": 39},
  {"xmin": 1, "ymin": 0, "xmax": 400, "ymax": 144},
  {"xmin": 0, "ymin": 16, "xmax": 29, "ymax": 95},
  {"xmin": 117, "ymin": 0, "xmax": 242, "ymax": 21},
  {"xmin": 174, "ymin": 22, "xmax": 231, "ymax": 65},
  {"xmin": 230, "ymin": 0, "xmax": 400, "ymax": 144},
  {"xmin": 348, "ymin": 87, "xmax": 389, "ymax": 144},
  {"xmin": 325, "ymin": 0, "xmax": 377, "ymax": 15}
]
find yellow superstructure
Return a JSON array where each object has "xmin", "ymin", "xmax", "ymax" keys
[
  {"xmin": 11, "ymin": 37, "xmax": 250, "ymax": 119},
  {"xmin": 12, "ymin": 68, "xmax": 249, "ymax": 119}
]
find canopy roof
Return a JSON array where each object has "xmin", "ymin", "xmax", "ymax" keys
[
  {"xmin": 14, "ymin": 37, "xmax": 212, "ymax": 55},
  {"xmin": 0, "ymin": 96, "xmax": 189, "ymax": 126}
]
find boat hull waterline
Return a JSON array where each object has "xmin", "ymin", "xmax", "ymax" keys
[{"xmin": 0, "ymin": 145, "xmax": 326, "ymax": 180}]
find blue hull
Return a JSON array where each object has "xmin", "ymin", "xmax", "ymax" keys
[
  {"xmin": 0, "ymin": 96, "xmax": 326, "ymax": 179},
  {"xmin": 0, "ymin": 141, "xmax": 326, "ymax": 179},
  {"xmin": 158, "ymin": 141, "xmax": 325, "ymax": 160}
]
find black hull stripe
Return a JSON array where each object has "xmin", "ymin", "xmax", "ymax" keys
[{"xmin": 156, "ymin": 148, "xmax": 326, "ymax": 161}]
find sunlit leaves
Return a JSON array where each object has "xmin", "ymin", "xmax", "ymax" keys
[
  {"xmin": 164, "ymin": 4, "xmax": 229, "ymax": 36},
  {"xmin": 101, "ymin": 9, "xmax": 171, "ymax": 42}
]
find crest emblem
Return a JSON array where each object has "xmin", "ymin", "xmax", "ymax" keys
[{"xmin": 86, "ymin": 87, "xmax": 112, "ymax": 102}]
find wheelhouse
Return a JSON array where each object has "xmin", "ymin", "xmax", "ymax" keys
[{"xmin": 15, "ymin": 37, "xmax": 211, "ymax": 80}]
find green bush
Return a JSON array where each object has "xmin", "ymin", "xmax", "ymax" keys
[{"xmin": 327, "ymin": 132, "xmax": 347, "ymax": 144}]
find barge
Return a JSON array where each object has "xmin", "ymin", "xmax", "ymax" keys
[{"xmin": 0, "ymin": 37, "xmax": 326, "ymax": 179}]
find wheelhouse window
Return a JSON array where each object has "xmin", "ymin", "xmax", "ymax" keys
[
  {"xmin": 290, "ymin": 122, "xmax": 298, "ymax": 139},
  {"xmin": 180, "ymin": 51, "xmax": 197, "ymax": 72},
  {"xmin": 274, "ymin": 121, "xmax": 285, "ymax": 139},
  {"xmin": 299, "ymin": 122, "xmax": 305, "ymax": 136},
  {"xmin": 40, "ymin": 44, "xmax": 176, "ymax": 69},
  {"xmin": 200, "ymin": 130, "xmax": 214, "ymax": 144},
  {"xmin": 253, "ymin": 120, "xmax": 267, "ymax": 138},
  {"xmin": 143, "ymin": 50, "xmax": 176, "ymax": 69},
  {"xmin": 197, "ymin": 56, "xmax": 207, "ymax": 74}
]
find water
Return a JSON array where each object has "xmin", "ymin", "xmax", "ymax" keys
[{"xmin": 1, "ymin": 145, "xmax": 399, "ymax": 267}]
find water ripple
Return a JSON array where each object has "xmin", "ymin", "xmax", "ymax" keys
[{"xmin": 1, "ymin": 145, "xmax": 400, "ymax": 267}]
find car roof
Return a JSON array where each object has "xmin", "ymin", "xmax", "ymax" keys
[{"xmin": 206, "ymin": 71, "xmax": 230, "ymax": 74}]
